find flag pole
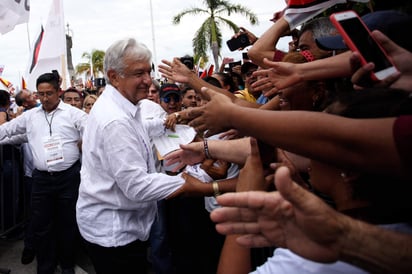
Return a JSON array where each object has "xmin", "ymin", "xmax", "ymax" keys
[
  {"xmin": 61, "ymin": 54, "xmax": 68, "ymax": 90},
  {"xmin": 149, "ymin": 0, "xmax": 158, "ymax": 77},
  {"xmin": 26, "ymin": 22, "xmax": 32, "ymax": 52}
]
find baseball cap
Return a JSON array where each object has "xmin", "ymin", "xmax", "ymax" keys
[
  {"xmin": 159, "ymin": 83, "xmax": 181, "ymax": 98},
  {"xmin": 316, "ymin": 10, "xmax": 412, "ymax": 52}
]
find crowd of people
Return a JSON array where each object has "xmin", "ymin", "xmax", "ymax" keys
[{"xmin": 0, "ymin": 1, "xmax": 412, "ymax": 274}]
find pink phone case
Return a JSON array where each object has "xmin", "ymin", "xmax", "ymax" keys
[{"xmin": 329, "ymin": 10, "xmax": 398, "ymax": 81}]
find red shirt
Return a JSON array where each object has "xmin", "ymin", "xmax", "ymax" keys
[{"xmin": 393, "ymin": 115, "xmax": 412, "ymax": 173}]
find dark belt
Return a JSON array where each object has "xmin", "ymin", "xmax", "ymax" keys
[{"xmin": 34, "ymin": 160, "xmax": 80, "ymax": 176}]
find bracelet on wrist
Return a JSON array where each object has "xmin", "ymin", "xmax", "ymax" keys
[
  {"xmin": 204, "ymin": 139, "xmax": 212, "ymax": 159},
  {"xmin": 212, "ymin": 181, "xmax": 221, "ymax": 197}
]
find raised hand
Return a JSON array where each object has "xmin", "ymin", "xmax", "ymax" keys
[
  {"xmin": 188, "ymin": 87, "xmax": 235, "ymax": 136},
  {"xmin": 164, "ymin": 141, "xmax": 205, "ymax": 171},
  {"xmin": 252, "ymin": 58, "xmax": 302, "ymax": 98},
  {"xmin": 236, "ymin": 137, "xmax": 267, "ymax": 192},
  {"xmin": 351, "ymin": 30, "xmax": 410, "ymax": 91},
  {"xmin": 211, "ymin": 166, "xmax": 346, "ymax": 263},
  {"xmin": 158, "ymin": 58, "xmax": 194, "ymax": 84}
]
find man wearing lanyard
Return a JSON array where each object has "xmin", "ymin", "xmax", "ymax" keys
[{"xmin": 0, "ymin": 72, "xmax": 87, "ymax": 274}]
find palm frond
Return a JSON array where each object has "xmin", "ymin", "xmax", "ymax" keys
[
  {"xmin": 173, "ymin": 8, "xmax": 208, "ymax": 24},
  {"xmin": 172, "ymin": 0, "xmax": 258, "ymax": 71}
]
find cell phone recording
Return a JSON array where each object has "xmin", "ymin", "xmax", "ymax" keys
[
  {"xmin": 226, "ymin": 33, "xmax": 251, "ymax": 51},
  {"xmin": 329, "ymin": 10, "xmax": 398, "ymax": 81}
]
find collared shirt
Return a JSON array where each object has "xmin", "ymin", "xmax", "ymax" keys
[
  {"xmin": 0, "ymin": 100, "xmax": 87, "ymax": 171},
  {"xmin": 139, "ymin": 98, "xmax": 167, "ymax": 121},
  {"xmin": 76, "ymin": 84, "xmax": 184, "ymax": 248},
  {"xmin": 251, "ymin": 223, "xmax": 412, "ymax": 274},
  {"xmin": 139, "ymin": 99, "xmax": 168, "ymax": 173}
]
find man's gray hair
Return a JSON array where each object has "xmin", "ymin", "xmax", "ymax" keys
[
  {"xmin": 103, "ymin": 38, "xmax": 152, "ymax": 85},
  {"xmin": 299, "ymin": 17, "xmax": 338, "ymax": 40}
]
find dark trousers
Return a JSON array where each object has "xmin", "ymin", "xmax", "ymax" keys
[
  {"xmin": 23, "ymin": 175, "xmax": 34, "ymax": 250},
  {"xmin": 84, "ymin": 238, "xmax": 149, "ymax": 274},
  {"xmin": 166, "ymin": 196, "xmax": 224, "ymax": 274},
  {"xmin": 31, "ymin": 161, "xmax": 81, "ymax": 274},
  {"xmin": 149, "ymin": 200, "xmax": 173, "ymax": 274}
]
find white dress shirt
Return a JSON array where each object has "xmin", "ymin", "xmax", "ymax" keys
[
  {"xmin": 139, "ymin": 99, "xmax": 167, "ymax": 173},
  {"xmin": 251, "ymin": 224, "xmax": 412, "ymax": 274},
  {"xmin": 0, "ymin": 101, "xmax": 87, "ymax": 171},
  {"xmin": 139, "ymin": 98, "xmax": 167, "ymax": 121},
  {"xmin": 76, "ymin": 85, "xmax": 184, "ymax": 248}
]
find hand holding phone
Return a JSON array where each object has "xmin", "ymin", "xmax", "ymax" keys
[
  {"xmin": 228, "ymin": 61, "xmax": 241, "ymax": 70},
  {"xmin": 329, "ymin": 10, "xmax": 399, "ymax": 81},
  {"xmin": 226, "ymin": 33, "xmax": 251, "ymax": 51}
]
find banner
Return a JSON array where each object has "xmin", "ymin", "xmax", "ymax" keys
[
  {"xmin": 29, "ymin": 26, "xmax": 44, "ymax": 73},
  {"xmin": 284, "ymin": 0, "xmax": 369, "ymax": 29},
  {"xmin": 22, "ymin": 76, "xmax": 27, "ymax": 89},
  {"xmin": 0, "ymin": 0, "xmax": 30, "ymax": 34},
  {"xmin": 0, "ymin": 77, "xmax": 16, "ymax": 95},
  {"xmin": 25, "ymin": 0, "xmax": 68, "ymax": 90}
]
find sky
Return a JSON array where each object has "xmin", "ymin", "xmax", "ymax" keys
[{"xmin": 0, "ymin": 0, "xmax": 288, "ymax": 90}]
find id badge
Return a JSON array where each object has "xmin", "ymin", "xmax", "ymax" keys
[{"xmin": 43, "ymin": 135, "xmax": 64, "ymax": 166}]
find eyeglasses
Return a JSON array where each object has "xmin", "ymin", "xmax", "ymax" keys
[{"xmin": 161, "ymin": 95, "xmax": 181, "ymax": 103}]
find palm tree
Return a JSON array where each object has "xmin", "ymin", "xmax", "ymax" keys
[
  {"xmin": 173, "ymin": 0, "xmax": 258, "ymax": 71},
  {"xmin": 75, "ymin": 49, "xmax": 105, "ymax": 79}
]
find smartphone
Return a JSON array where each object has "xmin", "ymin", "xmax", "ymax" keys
[
  {"xmin": 329, "ymin": 10, "xmax": 398, "ymax": 81},
  {"xmin": 242, "ymin": 52, "xmax": 249, "ymax": 61},
  {"xmin": 226, "ymin": 33, "xmax": 251, "ymax": 51},
  {"xmin": 180, "ymin": 56, "xmax": 194, "ymax": 70},
  {"xmin": 228, "ymin": 61, "xmax": 241, "ymax": 71}
]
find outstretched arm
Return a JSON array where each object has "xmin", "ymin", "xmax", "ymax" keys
[
  {"xmin": 217, "ymin": 137, "xmax": 269, "ymax": 274},
  {"xmin": 248, "ymin": 17, "xmax": 290, "ymax": 68},
  {"xmin": 188, "ymin": 87, "xmax": 404, "ymax": 179},
  {"xmin": 211, "ymin": 166, "xmax": 412, "ymax": 274},
  {"xmin": 251, "ymin": 31, "xmax": 412, "ymax": 96},
  {"xmin": 164, "ymin": 137, "xmax": 251, "ymax": 171},
  {"xmin": 158, "ymin": 58, "xmax": 259, "ymax": 108},
  {"xmin": 251, "ymin": 52, "xmax": 352, "ymax": 97}
]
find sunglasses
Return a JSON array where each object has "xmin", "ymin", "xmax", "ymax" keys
[{"xmin": 161, "ymin": 94, "xmax": 181, "ymax": 103}]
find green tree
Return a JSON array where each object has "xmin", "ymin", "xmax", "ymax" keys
[
  {"xmin": 75, "ymin": 49, "xmax": 105, "ymax": 78},
  {"xmin": 173, "ymin": 0, "xmax": 258, "ymax": 71}
]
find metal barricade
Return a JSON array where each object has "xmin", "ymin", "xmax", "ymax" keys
[{"xmin": 0, "ymin": 144, "xmax": 25, "ymax": 237}]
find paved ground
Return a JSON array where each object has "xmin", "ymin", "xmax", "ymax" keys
[
  {"xmin": 0, "ymin": 227, "xmax": 156, "ymax": 274},
  {"xmin": 0, "ymin": 227, "xmax": 95, "ymax": 274}
]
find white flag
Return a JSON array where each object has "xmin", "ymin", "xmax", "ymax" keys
[
  {"xmin": 0, "ymin": 0, "xmax": 30, "ymax": 34},
  {"xmin": 26, "ymin": 0, "xmax": 69, "ymax": 90}
]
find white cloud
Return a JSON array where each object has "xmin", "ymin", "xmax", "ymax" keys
[{"xmin": 0, "ymin": 0, "xmax": 287, "ymax": 89}]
